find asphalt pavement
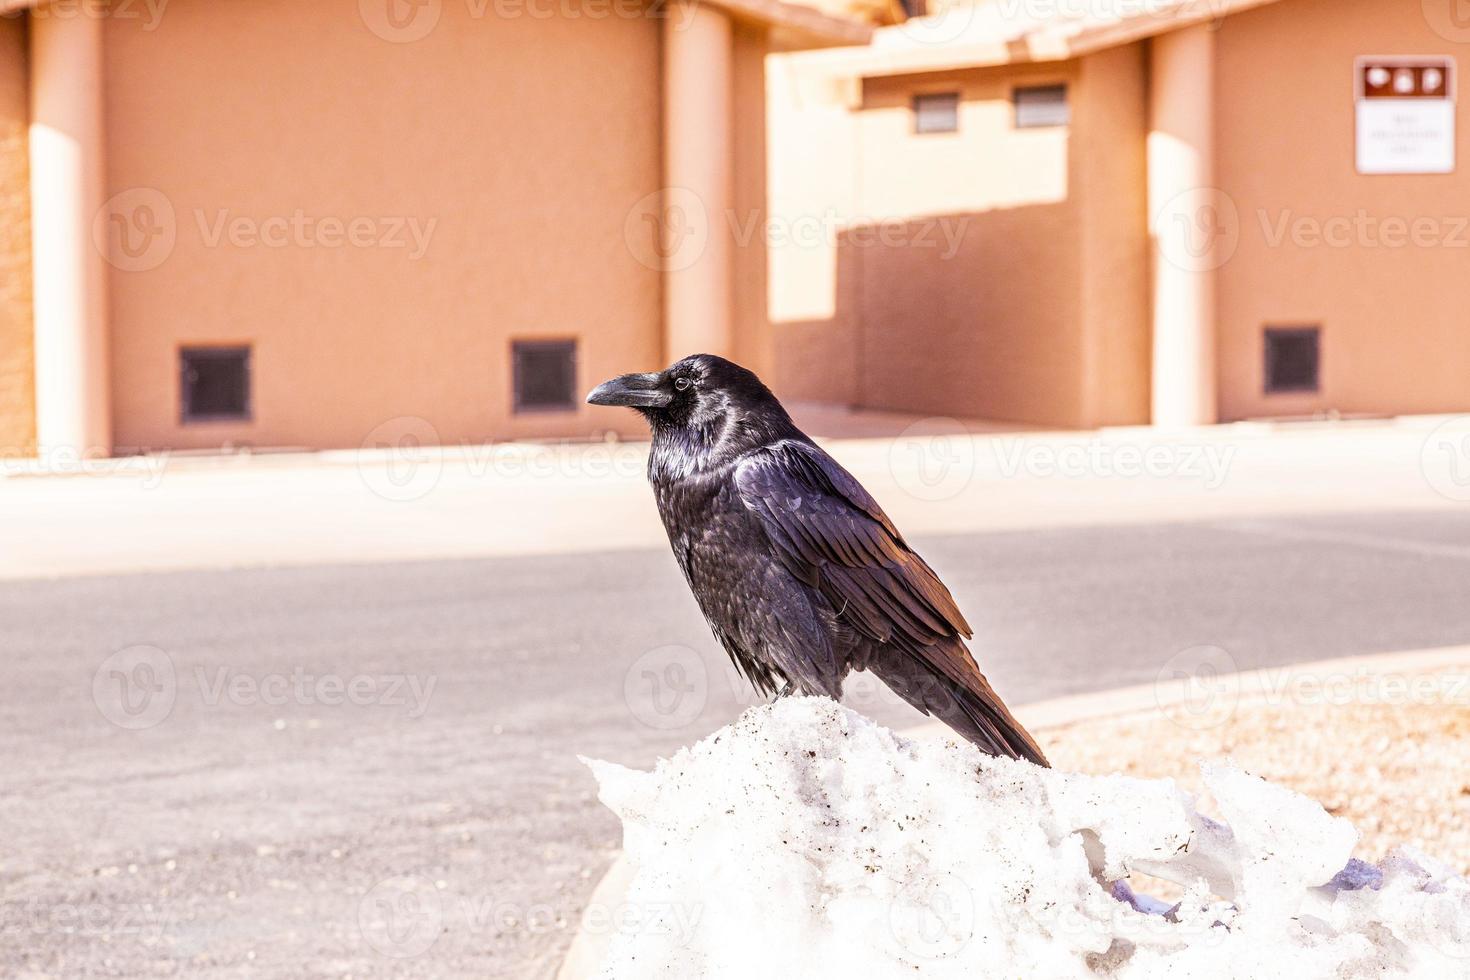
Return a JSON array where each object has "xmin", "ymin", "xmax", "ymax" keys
[{"xmin": 4, "ymin": 508, "xmax": 1470, "ymax": 978}]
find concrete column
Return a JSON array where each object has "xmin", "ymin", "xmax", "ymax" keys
[
  {"xmin": 29, "ymin": 8, "xmax": 111, "ymax": 456},
  {"xmin": 661, "ymin": 1, "xmax": 733, "ymax": 361},
  {"xmin": 1147, "ymin": 24, "xmax": 1217, "ymax": 427}
]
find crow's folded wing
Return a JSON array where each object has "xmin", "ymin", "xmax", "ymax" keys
[
  {"xmin": 733, "ymin": 440, "xmax": 973, "ymax": 667},
  {"xmin": 734, "ymin": 439, "xmax": 1048, "ymax": 766}
]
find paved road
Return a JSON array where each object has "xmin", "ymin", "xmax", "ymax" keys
[{"xmin": 5, "ymin": 508, "xmax": 1470, "ymax": 979}]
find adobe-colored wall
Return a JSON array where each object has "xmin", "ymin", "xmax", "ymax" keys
[
  {"xmin": 0, "ymin": 17, "xmax": 35, "ymax": 456},
  {"xmin": 1216, "ymin": 0, "xmax": 1470, "ymax": 419},
  {"xmin": 766, "ymin": 58, "xmax": 862, "ymax": 404},
  {"xmin": 769, "ymin": 49, "xmax": 1150, "ymax": 427},
  {"xmin": 103, "ymin": 0, "xmax": 661, "ymax": 451},
  {"xmin": 858, "ymin": 63, "xmax": 1084, "ymax": 427}
]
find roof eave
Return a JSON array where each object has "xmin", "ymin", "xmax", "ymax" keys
[
  {"xmin": 706, "ymin": 0, "xmax": 875, "ymax": 48},
  {"xmin": 792, "ymin": 0, "xmax": 1284, "ymax": 78},
  {"xmin": 0, "ymin": 0, "xmax": 872, "ymax": 49}
]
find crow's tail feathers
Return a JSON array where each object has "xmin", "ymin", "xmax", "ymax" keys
[
  {"xmin": 870, "ymin": 645, "xmax": 1050, "ymax": 768},
  {"xmin": 945, "ymin": 673, "xmax": 1051, "ymax": 768}
]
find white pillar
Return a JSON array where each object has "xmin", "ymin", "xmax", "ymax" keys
[
  {"xmin": 661, "ymin": 1, "xmax": 733, "ymax": 362},
  {"xmin": 1148, "ymin": 24, "xmax": 1217, "ymax": 427},
  {"xmin": 30, "ymin": 8, "xmax": 111, "ymax": 456}
]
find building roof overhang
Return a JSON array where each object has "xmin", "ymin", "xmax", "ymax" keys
[
  {"xmin": 794, "ymin": 0, "xmax": 1284, "ymax": 77},
  {"xmin": 708, "ymin": 0, "xmax": 876, "ymax": 48},
  {"xmin": 0, "ymin": 0, "xmax": 873, "ymax": 49}
]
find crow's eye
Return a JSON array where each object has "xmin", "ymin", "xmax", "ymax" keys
[{"xmin": 674, "ymin": 377, "xmax": 693, "ymax": 392}]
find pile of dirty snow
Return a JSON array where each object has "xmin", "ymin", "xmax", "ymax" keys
[{"xmin": 583, "ymin": 698, "xmax": 1470, "ymax": 979}]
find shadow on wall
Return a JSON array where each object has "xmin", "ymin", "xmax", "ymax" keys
[
  {"xmin": 769, "ymin": 48, "xmax": 1152, "ymax": 430},
  {"xmin": 774, "ymin": 202, "xmax": 1122, "ymax": 430}
]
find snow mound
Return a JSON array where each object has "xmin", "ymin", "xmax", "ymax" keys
[{"xmin": 583, "ymin": 697, "xmax": 1470, "ymax": 979}]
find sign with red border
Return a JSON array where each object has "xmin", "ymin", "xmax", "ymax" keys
[{"xmin": 1355, "ymin": 57, "xmax": 1456, "ymax": 174}]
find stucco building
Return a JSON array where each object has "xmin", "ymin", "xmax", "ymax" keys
[
  {"xmin": 0, "ymin": 0, "xmax": 868, "ymax": 457},
  {"xmin": 4, "ymin": 0, "xmax": 1467, "ymax": 457},
  {"xmin": 770, "ymin": 0, "xmax": 1470, "ymax": 428}
]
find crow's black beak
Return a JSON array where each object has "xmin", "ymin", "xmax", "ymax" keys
[{"xmin": 586, "ymin": 372, "xmax": 672, "ymax": 409}]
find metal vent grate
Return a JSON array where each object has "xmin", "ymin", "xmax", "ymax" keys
[
  {"xmin": 1014, "ymin": 85, "xmax": 1070, "ymax": 128},
  {"xmin": 913, "ymin": 92, "xmax": 959, "ymax": 134},
  {"xmin": 1264, "ymin": 326, "xmax": 1321, "ymax": 394},
  {"xmin": 513, "ymin": 340, "xmax": 578, "ymax": 413},
  {"xmin": 181, "ymin": 346, "xmax": 252, "ymax": 423}
]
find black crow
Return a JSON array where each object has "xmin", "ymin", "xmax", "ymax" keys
[{"xmin": 588, "ymin": 354, "xmax": 1048, "ymax": 766}]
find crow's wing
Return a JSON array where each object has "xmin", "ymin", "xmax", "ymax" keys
[
  {"xmin": 734, "ymin": 439, "xmax": 969, "ymax": 660},
  {"xmin": 734, "ymin": 439, "xmax": 1048, "ymax": 765}
]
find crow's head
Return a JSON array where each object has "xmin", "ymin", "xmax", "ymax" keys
[{"xmin": 587, "ymin": 354, "xmax": 799, "ymax": 470}]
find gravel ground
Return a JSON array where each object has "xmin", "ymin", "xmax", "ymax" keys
[{"xmin": 1041, "ymin": 662, "xmax": 1470, "ymax": 879}]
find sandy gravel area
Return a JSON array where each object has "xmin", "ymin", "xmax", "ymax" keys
[{"xmin": 1040, "ymin": 662, "xmax": 1470, "ymax": 877}]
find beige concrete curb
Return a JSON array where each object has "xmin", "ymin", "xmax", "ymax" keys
[{"xmin": 556, "ymin": 644, "xmax": 1470, "ymax": 979}]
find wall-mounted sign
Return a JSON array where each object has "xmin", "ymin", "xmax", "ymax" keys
[{"xmin": 1355, "ymin": 57, "xmax": 1456, "ymax": 175}]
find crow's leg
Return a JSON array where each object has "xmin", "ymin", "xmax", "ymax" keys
[{"xmin": 768, "ymin": 679, "xmax": 796, "ymax": 703}]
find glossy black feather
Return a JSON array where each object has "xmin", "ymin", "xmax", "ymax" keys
[{"xmin": 604, "ymin": 354, "xmax": 1048, "ymax": 766}]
